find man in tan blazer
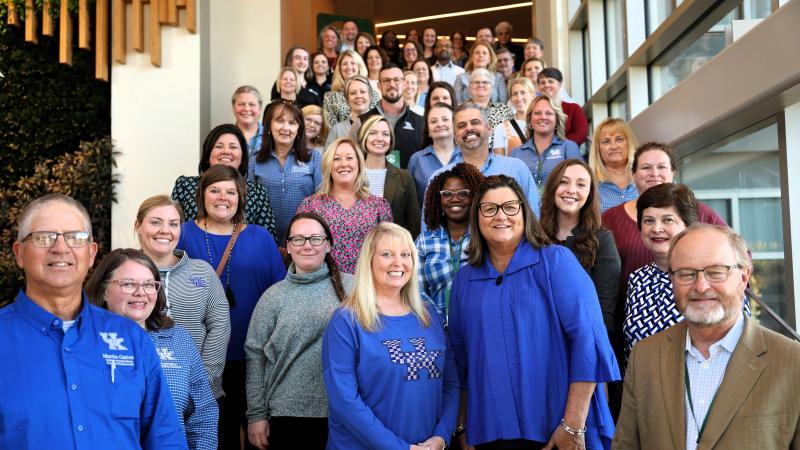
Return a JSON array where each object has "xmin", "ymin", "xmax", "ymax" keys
[{"xmin": 613, "ymin": 223, "xmax": 800, "ymax": 450}]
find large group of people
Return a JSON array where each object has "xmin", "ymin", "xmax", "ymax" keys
[{"xmin": 2, "ymin": 17, "xmax": 799, "ymax": 450}]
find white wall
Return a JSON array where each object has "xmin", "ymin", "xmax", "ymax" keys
[{"xmin": 111, "ymin": 1, "xmax": 281, "ymax": 249}]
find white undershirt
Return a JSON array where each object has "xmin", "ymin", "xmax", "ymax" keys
[{"xmin": 365, "ymin": 168, "xmax": 388, "ymax": 197}]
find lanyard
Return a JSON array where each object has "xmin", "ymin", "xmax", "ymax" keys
[
  {"xmin": 684, "ymin": 360, "xmax": 720, "ymax": 445},
  {"xmin": 444, "ymin": 234, "xmax": 464, "ymax": 317}
]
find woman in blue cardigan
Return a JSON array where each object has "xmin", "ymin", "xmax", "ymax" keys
[{"xmin": 448, "ymin": 175, "xmax": 620, "ymax": 450}]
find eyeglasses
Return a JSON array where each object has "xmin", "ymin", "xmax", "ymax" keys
[
  {"xmin": 470, "ymin": 80, "xmax": 491, "ymax": 86},
  {"xmin": 670, "ymin": 264, "xmax": 743, "ymax": 285},
  {"xmin": 21, "ymin": 231, "xmax": 91, "ymax": 248},
  {"xmin": 479, "ymin": 200, "xmax": 522, "ymax": 217},
  {"xmin": 288, "ymin": 235, "xmax": 328, "ymax": 247},
  {"xmin": 439, "ymin": 189, "xmax": 471, "ymax": 200},
  {"xmin": 109, "ymin": 279, "xmax": 163, "ymax": 295},
  {"xmin": 380, "ymin": 77, "xmax": 404, "ymax": 85}
]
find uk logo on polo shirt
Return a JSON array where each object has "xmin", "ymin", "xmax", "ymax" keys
[{"xmin": 100, "ymin": 332, "xmax": 128, "ymax": 350}]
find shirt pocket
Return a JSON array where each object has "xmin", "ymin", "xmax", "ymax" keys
[{"xmin": 106, "ymin": 364, "xmax": 146, "ymax": 419}]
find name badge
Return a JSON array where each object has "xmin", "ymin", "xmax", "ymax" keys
[
  {"xmin": 291, "ymin": 164, "xmax": 311, "ymax": 174},
  {"xmin": 387, "ymin": 150, "xmax": 401, "ymax": 168},
  {"xmin": 547, "ymin": 149, "xmax": 563, "ymax": 159}
]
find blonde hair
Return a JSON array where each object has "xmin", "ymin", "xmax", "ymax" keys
[
  {"xmin": 276, "ymin": 66, "xmax": 302, "ymax": 95},
  {"xmin": 344, "ymin": 223, "xmax": 430, "ymax": 332},
  {"xmin": 506, "ymin": 76, "xmax": 536, "ymax": 98},
  {"xmin": 318, "ymin": 137, "xmax": 370, "ymax": 198},
  {"xmin": 331, "ymin": 50, "xmax": 368, "ymax": 92},
  {"xmin": 403, "ymin": 70, "xmax": 420, "ymax": 104},
  {"xmin": 465, "ymin": 42, "xmax": 497, "ymax": 73},
  {"xmin": 302, "ymin": 104, "xmax": 329, "ymax": 146},
  {"xmin": 588, "ymin": 117, "xmax": 639, "ymax": 183},
  {"xmin": 525, "ymin": 94, "xmax": 567, "ymax": 140},
  {"xmin": 357, "ymin": 114, "xmax": 396, "ymax": 158},
  {"xmin": 135, "ymin": 195, "xmax": 184, "ymax": 229}
]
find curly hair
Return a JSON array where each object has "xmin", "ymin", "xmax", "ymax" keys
[
  {"xmin": 423, "ymin": 163, "xmax": 485, "ymax": 230},
  {"xmin": 539, "ymin": 159, "xmax": 601, "ymax": 269}
]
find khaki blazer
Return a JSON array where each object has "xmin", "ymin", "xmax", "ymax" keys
[{"xmin": 613, "ymin": 318, "xmax": 800, "ymax": 450}]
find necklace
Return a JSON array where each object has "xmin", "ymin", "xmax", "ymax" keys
[{"xmin": 203, "ymin": 220, "xmax": 239, "ymax": 306}]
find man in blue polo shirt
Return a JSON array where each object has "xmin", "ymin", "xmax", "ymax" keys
[{"xmin": 0, "ymin": 194, "xmax": 187, "ymax": 450}]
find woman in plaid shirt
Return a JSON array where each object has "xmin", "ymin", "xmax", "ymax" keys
[{"xmin": 415, "ymin": 163, "xmax": 484, "ymax": 322}]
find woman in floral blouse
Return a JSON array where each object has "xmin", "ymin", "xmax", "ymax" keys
[
  {"xmin": 297, "ymin": 137, "xmax": 392, "ymax": 273},
  {"xmin": 171, "ymin": 124, "xmax": 276, "ymax": 236}
]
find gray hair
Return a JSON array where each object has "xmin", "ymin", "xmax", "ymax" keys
[
  {"xmin": 668, "ymin": 223, "xmax": 751, "ymax": 271},
  {"xmin": 453, "ymin": 102, "xmax": 490, "ymax": 124},
  {"xmin": 17, "ymin": 194, "xmax": 93, "ymax": 242},
  {"xmin": 469, "ymin": 68, "xmax": 495, "ymax": 88}
]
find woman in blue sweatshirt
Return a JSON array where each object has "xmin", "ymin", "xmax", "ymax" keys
[{"xmin": 322, "ymin": 223, "xmax": 459, "ymax": 450}]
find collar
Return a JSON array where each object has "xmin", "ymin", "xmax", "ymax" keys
[
  {"xmin": 256, "ymin": 121, "xmax": 264, "ymax": 137},
  {"xmin": 287, "ymin": 262, "xmax": 331, "ymax": 285},
  {"xmin": 376, "ymin": 102, "xmax": 408, "ymax": 118},
  {"xmin": 685, "ymin": 312, "xmax": 745, "ymax": 361},
  {"xmin": 15, "ymin": 288, "xmax": 91, "ymax": 335},
  {"xmin": 434, "ymin": 61, "xmax": 454, "ymax": 69},
  {"xmin": 469, "ymin": 239, "xmax": 540, "ymax": 280},
  {"xmin": 452, "ymin": 149, "xmax": 494, "ymax": 171},
  {"xmin": 267, "ymin": 149, "xmax": 296, "ymax": 161},
  {"xmin": 518, "ymin": 135, "xmax": 566, "ymax": 151}
]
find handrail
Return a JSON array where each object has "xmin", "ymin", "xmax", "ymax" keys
[{"xmin": 746, "ymin": 287, "xmax": 800, "ymax": 342}]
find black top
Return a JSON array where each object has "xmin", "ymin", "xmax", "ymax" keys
[{"xmin": 271, "ymin": 82, "xmax": 323, "ymax": 108}]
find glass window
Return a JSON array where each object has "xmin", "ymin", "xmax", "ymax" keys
[
  {"xmin": 608, "ymin": 88, "xmax": 629, "ymax": 120},
  {"xmin": 569, "ymin": 0, "xmax": 583, "ymax": 21},
  {"xmin": 648, "ymin": 8, "xmax": 737, "ymax": 101},
  {"xmin": 646, "ymin": 0, "xmax": 674, "ymax": 35},
  {"xmin": 604, "ymin": 0, "xmax": 626, "ymax": 76},
  {"xmin": 742, "ymin": 0, "xmax": 773, "ymax": 18},
  {"xmin": 680, "ymin": 121, "xmax": 787, "ymax": 332}
]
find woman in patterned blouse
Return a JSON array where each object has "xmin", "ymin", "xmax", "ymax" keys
[
  {"xmin": 322, "ymin": 49, "xmax": 379, "ymax": 128},
  {"xmin": 623, "ymin": 183, "xmax": 698, "ymax": 364},
  {"xmin": 297, "ymin": 137, "xmax": 393, "ymax": 274},
  {"xmin": 415, "ymin": 163, "xmax": 484, "ymax": 322},
  {"xmin": 171, "ymin": 124, "xmax": 277, "ymax": 237},
  {"xmin": 86, "ymin": 248, "xmax": 219, "ymax": 450}
]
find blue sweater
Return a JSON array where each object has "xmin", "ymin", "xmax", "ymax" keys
[
  {"xmin": 177, "ymin": 222, "xmax": 286, "ymax": 361},
  {"xmin": 322, "ymin": 306, "xmax": 459, "ymax": 449},
  {"xmin": 449, "ymin": 241, "xmax": 620, "ymax": 448}
]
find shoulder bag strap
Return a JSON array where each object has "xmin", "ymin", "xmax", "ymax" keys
[{"xmin": 215, "ymin": 223, "xmax": 244, "ymax": 277}]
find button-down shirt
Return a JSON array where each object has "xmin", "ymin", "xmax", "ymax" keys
[
  {"xmin": 415, "ymin": 226, "xmax": 470, "ymax": 322},
  {"xmin": 684, "ymin": 313, "xmax": 744, "ymax": 450},
  {"xmin": 0, "ymin": 290, "xmax": 188, "ymax": 450},
  {"xmin": 510, "ymin": 136, "xmax": 582, "ymax": 188},
  {"xmin": 432, "ymin": 61, "xmax": 465, "ymax": 86},
  {"xmin": 248, "ymin": 122, "xmax": 265, "ymax": 158},
  {"xmin": 407, "ymin": 144, "xmax": 460, "ymax": 205},
  {"xmin": 251, "ymin": 149, "xmax": 323, "ymax": 241},
  {"xmin": 598, "ymin": 180, "xmax": 638, "ymax": 213}
]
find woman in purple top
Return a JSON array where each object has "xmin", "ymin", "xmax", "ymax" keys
[{"xmin": 297, "ymin": 138, "xmax": 393, "ymax": 273}]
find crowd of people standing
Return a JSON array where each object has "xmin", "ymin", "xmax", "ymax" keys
[{"xmin": 2, "ymin": 16, "xmax": 799, "ymax": 450}]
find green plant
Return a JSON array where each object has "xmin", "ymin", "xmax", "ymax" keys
[{"xmin": 0, "ymin": 137, "xmax": 117, "ymax": 306}]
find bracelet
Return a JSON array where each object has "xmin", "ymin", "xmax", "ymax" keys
[{"xmin": 560, "ymin": 418, "xmax": 587, "ymax": 436}]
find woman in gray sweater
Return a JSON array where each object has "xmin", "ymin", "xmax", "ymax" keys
[{"xmin": 245, "ymin": 212, "xmax": 354, "ymax": 450}]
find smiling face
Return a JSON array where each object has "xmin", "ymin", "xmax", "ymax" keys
[
  {"xmin": 470, "ymin": 45, "xmax": 490, "ymax": 68},
  {"xmin": 524, "ymin": 60, "xmax": 544, "ymax": 82},
  {"xmin": 429, "ymin": 87, "xmax": 453, "ymax": 106},
  {"xmin": 529, "ymin": 98, "xmax": 556, "ymax": 136},
  {"xmin": 305, "ymin": 113, "xmax": 323, "ymax": 141},
  {"xmin": 291, "ymin": 49, "xmax": 309, "ymax": 73},
  {"xmin": 403, "ymin": 44, "xmax": 418, "ymax": 65},
  {"xmin": 208, "ymin": 133, "xmax": 243, "ymax": 169},
  {"xmin": 340, "ymin": 55, "xmax": 358, "ymax": 80},
  {"xmin": 496, "ymin": 52, "xmax": 514, "ymax": 77},
  {"xmin": 371, "ymin": 235, "xmax": 413, "ymax": 293},
  {"xmin": 538, "ymin": 76, "xmax": 561, "ymax": 97},
  {"xmin": 313, "ymin": 54, "xmax": 329, "ymax": 76},
  {"xmin": 640, "ymin": 205, "xmax": 686, "ymax": 259},
  {"xmin": 135, "ymin": 204, "xmax": 181, "ymax": 261},
  {"xmin": 525, "ymin": 42, "xmax": 543, "ymax": 59},
  {"xmin": 346, "ymin": 79, "xmax": 370, "ymax": 114},
  {"xmin": 598, "ymin": 126, "xmax": 630, "ymax": 168},
  {"xmin": 203, "ymin": 180, "xmax": 239, "ymax": 224},
  {"xmin": 554, "ymin": 164, "xmax": 591, "ymax": 218},
  {"xmin": 403, "ymin": 73, "xmax": 418, "ymax": 99},
  {"xmin": 342, "ymin": 21, "xmax": 358, "ymax": 42},
  {"xmin": 330, "ymin": 142, "xmax": 359, "ymax": 187},
  {"xmin": 440, "ymin": 176, "xmax": 472, "ymax": 224},
  {"xmin": 365, "ymin": 120, "xmax": 392, "ymax": 158},
  {"xmin": 322, "ymin": 29, "xmax": 338, "ymax": 51},
  {"xmin": 454, "ymin": 107, "xmax": 490, "ymax": 151},
  {"xmin": 422, "ymin": 28, "xmax": 436, "ymax": 48},
  {"xmin": 412, "ymin": 61, "xmax": 429, "ymax": 86},
  {"xmin": 435, "ymin": 39, "xmax": 452, "ymax": 61},
  {"xmin": 356, "ymin": 36, "xmax": 371, "ymax": 55},
  {"xmin": 633, "ymin": 149, "xmax": 675, "ymax": 193},
  {"xmin": 478, "ymin": 187, "xmax": 525, "ymax": 249},
  {"xmin": 451, "ymin": 32, "xmax": 464, "ymax": 49},
  {"xmin": 476, "ymin": 28, "xmax": 494, "ymax": 45},
  {"xmin": 671, "ymin": 229, "xmax": 750, "ymax": 327},
  {"xmin": 270, "ymin": 109, "xmax": 300, "ymax": 148},
  {"xmin": 366, "ymin": 49, "xmax": 383, "ymax": 72},
  {"xmin": 510, "ymin": 83, "xmax": 534, "ymax": 116},
  {"xmin": 427, "ymin": 106, "xmax": 453, "ymax": 140},
  {"xmin": 104, "ymin": 260, "xmax": 158, "ymax": 328},
  {"xmin": 469, "ymin": 74, "xmax": 492, "ymax": 104},
  {"xmin": 13, "ymin": 201, "xmax": 98, "ymax": 299},
  {"xmin": 379, "ymin": 67, "xmax": 404, "ymax": 103},
  {"xmin": 287, "ymin": 218, "xmax": 331, "ymax": 273},
  {"xmin": 279, "ymin": 70, "xmax": 297, "ymax": 95},
  {"xmin": 233, "ymin": 92, "xmax": 260, "ymax": 128}
]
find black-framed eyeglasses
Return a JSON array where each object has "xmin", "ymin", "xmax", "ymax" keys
[
  {"xmin": 439, "ymin": 189, "xmax": 471, "ymax": 201},
  {"xmin": 288, "ymin": 235, "xmax": 328, "ymax": 247},
  {"xmin": 670, "ymin": 264, "xmax": 743, "ymax": 286},
  {"xmin": 479, "ymin": 200, "xmax": 522, "ymax": 218},
  {"xmin": 21, "ymin": 231, "xmax": 91, "ymax": 248},
  {"xmin": 109, "ymin": 279, "xmax": 163, "ymax": 295}
]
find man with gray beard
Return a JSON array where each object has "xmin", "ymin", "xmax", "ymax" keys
[{"xmin": 614, "ymin": 223, "xmax": 800, "ymax": 450}]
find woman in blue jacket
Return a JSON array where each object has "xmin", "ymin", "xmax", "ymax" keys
[{"xmin": 448, "ymin": 175, "xmax": 620, "ymax": 450}]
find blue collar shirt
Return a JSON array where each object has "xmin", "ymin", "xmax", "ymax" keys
[
  {"xmin": 510, "ymin": 136, "xmax": 583, "ymax": 188},
  {"xmin": 247, "ymin": 122, "xmax": 265, "ymax": 158},
  {"xmin": 598, "ymin": 181, "xmax": 638, "ymax": 213},
  {"xmin": 407, "ymin": 144, "xmax": 460, "ymax": 205},
  {"xmin": 0, "ymin": 290, "xmax": 188, "ymax": 450}
]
